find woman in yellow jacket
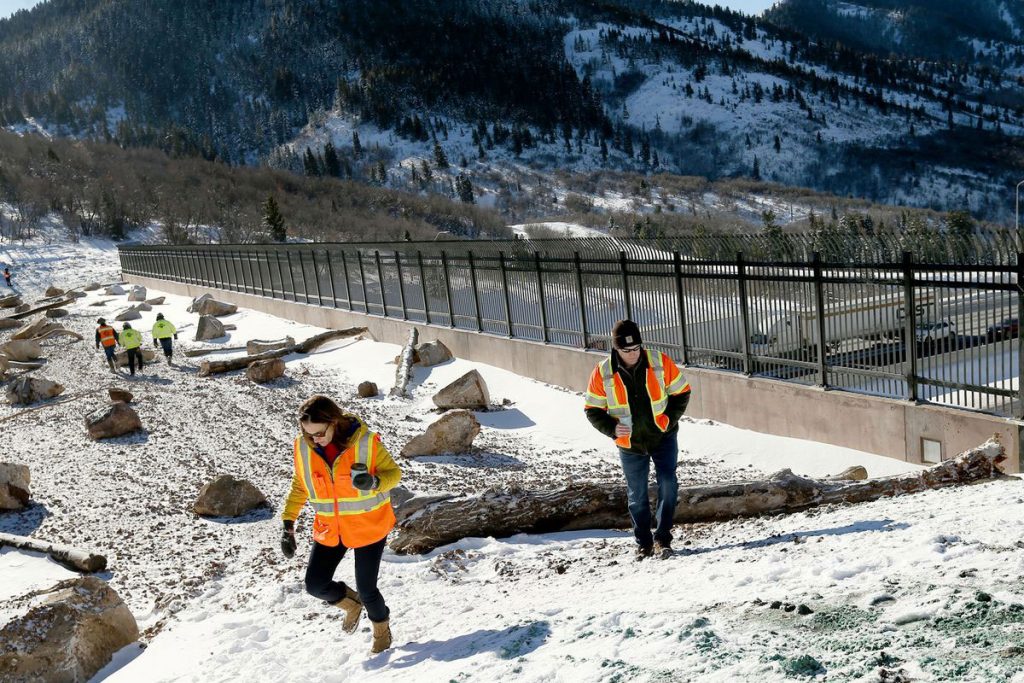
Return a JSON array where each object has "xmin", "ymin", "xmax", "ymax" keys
[{"xmin": 280, "ymin": 395, "xmax": 402, "ymax": 654}]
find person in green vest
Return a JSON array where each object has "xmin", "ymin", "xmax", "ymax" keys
[
  {"xmin": 151, "ymin": 312, "xmax": 178, "ymax": 364},
  {"xmin": 120, "ymin": 322, "xmax": 144, "ymax": 376}
]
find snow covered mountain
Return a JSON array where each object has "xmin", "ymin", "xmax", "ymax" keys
[{"xmin": 1, "ymin": 0, "xmax": 1022, "ymax": 222}]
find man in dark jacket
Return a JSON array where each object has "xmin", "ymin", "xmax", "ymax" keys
[{"xmin": 585, "ymin": 320, "xmax": 690, "ymax": 560}]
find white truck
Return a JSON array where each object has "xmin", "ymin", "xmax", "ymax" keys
[{"xmin": 749, "ymin": 292, "xmax": 936, "ymax": 357}]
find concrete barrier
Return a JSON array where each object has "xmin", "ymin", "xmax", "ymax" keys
[{"xmin": 127, "ymin": 274, "xmax": 1023, "ymax": 473}]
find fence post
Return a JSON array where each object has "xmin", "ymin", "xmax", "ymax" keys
[
  {"xmin": 902, "ymin": 251, "xmax": 919, "ymax": 402},
  {"xmin": 285, "ymin": 251, "xmax": 299, "ymax": 302},
  {"xmin": 374, "ymin": 250, "xmax": 387, "ymax": 316},
  {"xmin": 468, "ymin": 251, "xmax": 482, "ymax": 332},
  {"xmin": 339, "ymin": 250, "xmax": 353, "ymax": 311},
  {"xmin": 736, "ymin": 252, "xmax": 753, "ymax": 375},
  {"xmin": 1017, "ymin": 253, "xmax": 1024, "ymax": 418},
  {"xmin": 499, "ymin": 251, "xmax": 513, "ymax": 337},
  {"xmin": 535, "ymin": 251, "xmax": 549, "ymax": 343},
  {"xmin": 417, "ymin": 251, "xmax": 431, "ymax": 324},
  {"xmin": 620, "ymin": 251, "xmax": 633, "ymax": 321},
  {"xmin": 673, "ymin": 251, "xmax": 689, "ymax": 365},
  {"xmin": 812, "ymin": 252, "xmax": 829, "ymax": 388},
  {"xmin": 255, "ymin": 250, "xmax": 267, "ymax": 296},
  {"xmin": 357, "ymin": 251, "xmax": 368, "ymax": 313},
  {"xmin": 394, "ymin": 250, "xmax": 408, "ymax": 320},
  {"xmin": 274, "ymin": 250, "xmax": 286, "ymax": 299},
  {"xmin": 325, "ymin": 249, "xmax": 337, "ymax": 307},
  {"xmin": 574, "ymin": 251, "xmax": 589, "ymax": 348},
  {"xmin": 441, "ymin": 252, "xmax": 455, "ymax": 327},
  {"xmin": 295, "ymin": 250, "xmax": 310, "ymax": 303},
  {"xmin": 310, "ymin": 250, "xmax": 323, "ymax": 306}
]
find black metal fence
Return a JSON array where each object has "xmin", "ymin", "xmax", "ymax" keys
[{"xmin": 118, "ymin": 242, "xmax": 1024, "ymax": 419}]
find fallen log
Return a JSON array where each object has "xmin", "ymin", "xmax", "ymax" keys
[
  {"xmin": 33, "ymin": 328, "xmax": 84, "ymax": 343},
  {"xmin": 6, "ymin": 360, "xmax": 45, "ymax": 371},
  {"xmin": 199, "ymin": 327, "xmax": 366, "ymax": 376},
  {"xmin": 6, "ymin": 297, "xmax": 76, "ymax": 320},
  {"xmin": 390, "ymin": 327, "xmax": 418, "ymax": 397},
  {"xmin": 0, "ymin": 532, "xmax": 107, "ymax": 572},
  {"xmin": 389, "ymin": 439, "xmax": 1007, "ymax": 554},
  {"xmin": 185, "ymin": 345, "xmax": 247, "ymax": 358}
]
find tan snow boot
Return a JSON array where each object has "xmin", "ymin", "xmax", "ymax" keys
[
  {"xmin": 333, "ymin": 586, "xmax": 363, "ymax": 634},
  {"xmin": 370, "ymin": 619, "xmax": 392, "ymax": 654}
]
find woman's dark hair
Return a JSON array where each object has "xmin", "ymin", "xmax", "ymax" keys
[{"xmin": 298, "ymin": 395, "xmax": 357, "ymax": 446}]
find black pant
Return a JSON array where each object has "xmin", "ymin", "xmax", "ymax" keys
[
  {"xmin": 304, "ymin": 537, "xmax": 389, "ymax": 623},
  {"xmin": 126, "ymin": 347, "xmax": 144, "ymax": 374},
  {"xmin": 158, "ymin": 337, "xmax": 173, "ymax": 359}
]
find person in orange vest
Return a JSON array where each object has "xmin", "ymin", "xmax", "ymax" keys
[
  {"xmin": 94, "ymin": 318, "xmax": 119, "ymax": 372},
  {"xmin": 584, "ymin": 320, "xmax": 691, "ymax": 561},
  {"xmin": 280, "ymin": 395, "xmax": 402, "ymax": 654}
]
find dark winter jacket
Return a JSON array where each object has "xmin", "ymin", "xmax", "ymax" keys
[{"xmin": 585, "ymin": 351, "xmax": 689, "ymax": 454}]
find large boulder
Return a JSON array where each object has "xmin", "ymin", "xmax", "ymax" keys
[
  {"xmin": 85, "ymin": 402, "xmax": 142, "ymax": 440},
  {"xmin": 246, "ymin": 358, "xmax": 285, "ymax": 384},
  {"xmin": 188, "ymin": 293, "xmax": 237, "ymax": 317},
  {"xmin": 84, "ymin": 282, "xmax": 102, "ymax": 291},
  {"xmin": 0, "ymin": 462, "xmax": 30, "ymax": 510},
  {"xmin": 0, "ymin": 339, "xmax": 43, "ymax": 361},
  {"xmin": 432, "ymin": 370, "xmax": 490, "ymax": 410},
  {"xmin": 114, "ymin": 306, "xmax": 142, "ymax": 321},
  {"xmin": 68, "ymin": 291, "xmax": 87, "ymax": 299},
  {"xmin": 193, "ymin": 475, "xmax": 268, "ymax": 517},
  {"xmin": 246, "ymin": 337, "xmax": 295, "ymax": 354},
  {"xmin": 11, "ymin": 317, "xmax": 59, "ymax": 340},
  {"xmin": 126, "ymin": 285, "xmax": 147, "ymax": 302},
  {"xmin": 44, "ymin": 285, "xmax": 64, "ymax": 297},
  {"xmin": 357, "ymin": 381, "xmax": 379, "ymax": 398},
  {"xmin": 415, "ymin": 340, "xmax": 453, "ymax": 367},
  {"xmin": 103, "ymin": 284, "xmax": 125, "ymax": 296},
  {"xmin": 144, "ymin": 296, "xmax": 165, "ymax": 305},
  {"xmin": 0, "ymin": 576, "xmax": 139, "ymax": 683},
  {"xmin": 13, "ymin": 303, "xmax": 29, "ymax": 314},
  {"xmin": 108, "ymin": 388, "xmax": 133, "ymax": 403},
  {"xmin": 0, "ymin": 293, "xmax": 22, "ymax": 308},
  {"xmin": 194, "ymin": 315, "xmax": 226, "ymax": 341},
  {"xmin": 44, "ymin": 308, "xmax": 68, "ymax": 318},
  {"xmin": 0, "ymin": 318, "xmax": 21, "ymax": 330},
  {"xmin": 114, "ymin": 348, "xmax": 156, "ymax": 368},
  {"xmin": 400, "ymin": 410, "xmax": 481, "ymax": 457},
  {"xmin": 6, "ymin": 376, "xmax": 64, "ymax": 406}
]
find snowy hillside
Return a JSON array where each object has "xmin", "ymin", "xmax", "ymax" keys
[{"xmin": 2, "ymin": 235, "xmax": 1023, "ymax": 681}]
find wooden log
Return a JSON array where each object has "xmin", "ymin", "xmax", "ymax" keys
[
  {"xmin": 33, "ymin": 328, "xmax": 84, "ymax": 343},
  {"xmin": 6, "ymin": 297, "xmax": 76, "ymax": 320},
  {"xmin": 390, "ymin": 327, "xmax": 418, "ymax": 397},
  {"xmin": 185, "ymin": 345, "xmax": 247, "ymax": 358},
  {"xmin": 198, "ymin": 327, "xmax": 366, "ymax": 376},
  {"xmin": 7, "ymin": 360, "xmax": 45, "ymax": 370},
  {"xmin": 389, "ymin": 440, "xmax": 1007, "ymax": 554},
  {"xmin": 0, "ymin": 532, "xmax": 107, "ymax": 572}
]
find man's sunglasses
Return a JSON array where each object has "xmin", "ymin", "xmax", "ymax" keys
[{"xmin": 617, "ymin": 344, "xmax": 642, "ymax": 353}]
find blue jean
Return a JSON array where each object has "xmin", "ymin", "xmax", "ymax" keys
[{"xmin": 618, "ymin": 432, "xmax": 678, "ymax": 547}]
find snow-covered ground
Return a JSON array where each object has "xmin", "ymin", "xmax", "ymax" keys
[{"xmin": 3, "ymin": 234, "xmax": 1024, "ymax": 682}]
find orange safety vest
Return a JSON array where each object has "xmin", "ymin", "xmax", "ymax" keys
[
  {"xmin": 584, "ymin": 349, "xmax": 690, "ymax": 449},
  {"xmin": 97, "ymin": 325, "xmax": 117, "ymax": 348},
  {"xmin": 292, "ymin": 425, "xmax": 395, "ymax": 548}
]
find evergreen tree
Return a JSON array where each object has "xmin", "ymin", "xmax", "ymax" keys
[
  {"xmin": 433, "ymin": 142, "xmax": 449, "ymax": 169},
  {"xmin": 456, "ymin": 174, "xmax": 474, "ymax": 203},
  {"xmin": 303, "ymin": 147, "xmax": 320, "ymax": 176},
  {"xmin": 263, "ymin": 195, "xmax": 286, "ymax": 242},
  {"xmin": 352, "ymin": 131, "xmax": 362, "ymax": 160},
  {"xmin": 752, "ymin": 155, "xmax": 761, "ymax": 180},
  {"xmin": 323, "ymin": 141, "xmax": 341, "ymax": 177}
]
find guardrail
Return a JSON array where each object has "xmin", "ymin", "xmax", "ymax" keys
[{"xmin": 118, "ymin": 242, "xmax": 1024, "ymax": 419}]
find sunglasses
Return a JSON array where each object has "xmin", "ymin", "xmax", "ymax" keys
[
  {"xmin": 302, "ymin": 422, "xmax": 333, "ymax": 438},
  {"xmin": 618, "ymin": 344, "xmax": 642, "ymax": 353}
]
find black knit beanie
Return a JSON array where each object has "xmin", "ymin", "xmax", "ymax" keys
[{"xmin": 611, "ymin": 319, "xmax": 642, "ymax": 349}]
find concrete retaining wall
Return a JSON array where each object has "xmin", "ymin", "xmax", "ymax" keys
[{"xmin": 129, "ymin": 274, "xmax": 1023, "ymax": 473}]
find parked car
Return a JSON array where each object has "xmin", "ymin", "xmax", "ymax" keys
[
  {"xmin": 986, "ymin": 317, "xmax": 1019, "ymax": 341},
  {"xmin": 915, "ymin": 320, "xmax": 957, "ymax": 343}
]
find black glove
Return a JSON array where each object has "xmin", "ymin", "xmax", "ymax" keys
[
  {"xmin": 173, "ymin": 334, "xmax": 178, "ymax": 340},
  {"xmin": 281, "ymin": 520, "xmax": 296, "ymax": 558},
  {"xmin": 352, "ymin": 471, "xmax": 380, "ymax": 491}
]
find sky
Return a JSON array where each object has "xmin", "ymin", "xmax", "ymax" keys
[
  {"xmin": 706, "ymin": 0, "xmax": 779, "ymax": 15},
  {"xmin": 0, "ymin": 0, "xmax": 43, "ymax": 20}
]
